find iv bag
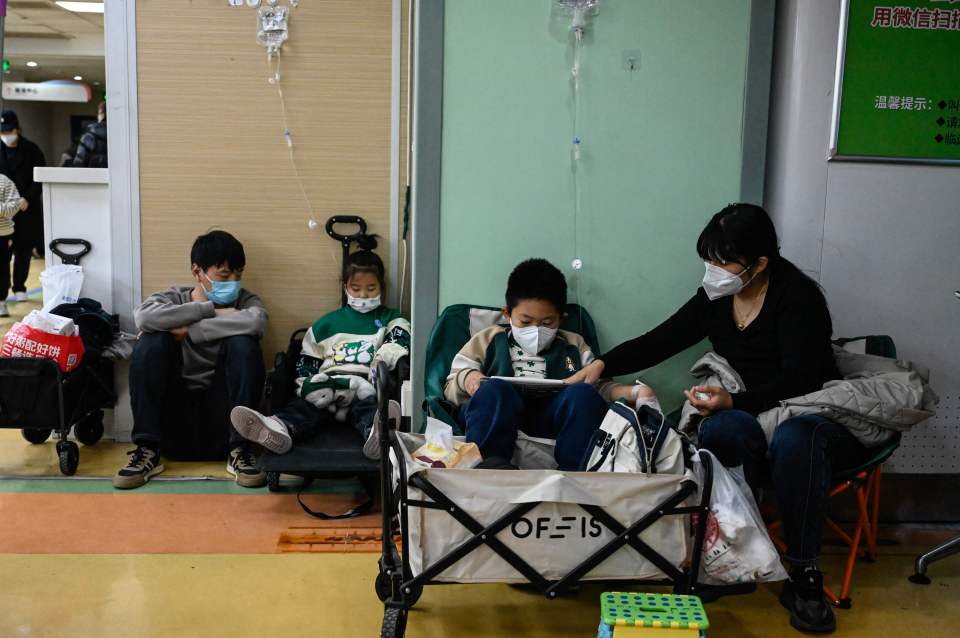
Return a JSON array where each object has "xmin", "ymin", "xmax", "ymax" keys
[
  {"xmin": 257, "ymin": 5, "xmax": 290, "ymax": 52},
  {"xmin": 556, "ymin": 0, "xmax": 600, "ymax": 30}
]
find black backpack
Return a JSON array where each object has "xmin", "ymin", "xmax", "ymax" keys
[{"xmin": 51, "ymin": 298, "xmax": 119, "ymax": 358}]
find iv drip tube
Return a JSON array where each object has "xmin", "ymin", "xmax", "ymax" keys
[
  {"xmin": 570, "ymin": 23, "xmax": 585, "ymax": 327},
  {"xmin": 268, "ymin": 49, "xmax": 339, "ymax": 270}
]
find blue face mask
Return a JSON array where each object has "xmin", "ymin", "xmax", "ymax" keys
[{"xmin": 202, "ymin": 273, "xmax": 241, "ymax": 306}]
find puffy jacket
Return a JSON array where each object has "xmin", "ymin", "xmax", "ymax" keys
[
  {"xmin": 72, "ymin": 120, "xmax": 108, "ymax": 168},
  {"xmin": 679, "ymin": 347, "xmax": 938, "ymax": 447}
]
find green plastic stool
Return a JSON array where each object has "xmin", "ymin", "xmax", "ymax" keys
[{"xmin": 597, "ymin": 592, "xmax": 709, "ymax": 637}]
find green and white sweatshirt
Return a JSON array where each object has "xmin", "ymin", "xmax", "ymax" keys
[{"xmin": 296, "ymin": 305, "xmax": 410, "ymax": 399}]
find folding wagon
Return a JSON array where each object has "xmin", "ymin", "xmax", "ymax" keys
[{"xmin": 372, "ymin": 304, "xmax": 716, "ymax": 637}]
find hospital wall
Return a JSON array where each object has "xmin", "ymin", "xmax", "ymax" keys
[
  {"xmin": 765, "ymin": 0, "xmax": 960, "ymax": 478},
  {"xmin": 437, "ymin": 0, "xmax": 761, "ymax": 407},
  {"xmin": 135, "ymin": 0, "xmax": 402, "ymax": 360}
]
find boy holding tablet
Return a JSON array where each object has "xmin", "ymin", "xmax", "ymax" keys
[{"xmin": 444, "ymin": 258, "xmax": 654, "ymax": 470}]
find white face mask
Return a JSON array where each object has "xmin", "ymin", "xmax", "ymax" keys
[
  {"xmin": 702, "ymin": 261, "xmax": 756, "ymax": 301},
  {"xmin": 1, "ymin": 134, "xmax": 18, "ymax": 147},
  {"xmin": 511, "ymin": 323, "xmax": 558, "ymax": 356},
  {"xmin": 347, "ymin": 293, "xmax": 381, "ymax": 313}
]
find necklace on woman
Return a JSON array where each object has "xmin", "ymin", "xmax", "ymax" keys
[{"xmin": 734, "ymin": 280, "xmax": 769, "ymax": 331}]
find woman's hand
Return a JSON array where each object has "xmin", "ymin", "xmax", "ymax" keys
[
  {"xmin": 564, "ymin": 359, "xmax": 605, "ymax": 385},
  {"xmin": 683, "ymin": 385, "xmax": 733, "ymax": 416},
  {"xmin": 463, "ymin": 370, "xmax": 487, "ymax": 397},
  {"xmin": 18, "ymin": 198, "xmax": 28, "ymax": 212}
]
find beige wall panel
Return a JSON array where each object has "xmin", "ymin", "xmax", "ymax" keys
[{"xmin": 137, "ymin": 0, "xmax": 394, "ymax": 359}]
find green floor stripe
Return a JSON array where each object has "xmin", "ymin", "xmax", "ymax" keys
[{"xmin": 0, "ymin": 477, "xmax": 369, "ymax": 496}]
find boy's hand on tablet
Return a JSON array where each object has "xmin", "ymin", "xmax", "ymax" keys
[
  {"xmin": 464, "ymin": 371, "xmax": 487, "ymax": 396},
  {"xmin": 683, "ymin": 385, "xmax": 733, "ymax": 416},
  {"xmin": 564, "ymin": 359, "xmax": 605, "ymax": 385}
]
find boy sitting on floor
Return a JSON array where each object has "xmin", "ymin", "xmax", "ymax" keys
[
  {"xmin": 230, "ymin": 236, "xmax": 410, "ymax": 460},
  {"xmin": 114, "ymin": 230, "xmax": 268, "ymax": 489},
  {"xmin": 445, "ymin": 258, "xmax": 654, "ymax": 471}
]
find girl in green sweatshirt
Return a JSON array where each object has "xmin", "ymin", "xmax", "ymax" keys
[{"xmin": 231, "ymin": 236, "xmax": 409, "ymax": 460}]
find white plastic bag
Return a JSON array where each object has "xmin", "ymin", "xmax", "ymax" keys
[
  {"xmin": 40, "ymin": 264, "xmax": 84, "ymax": 313},
  {"xmin": 693, "ymin": 449, "xmax": 788, "ymax": 584}
]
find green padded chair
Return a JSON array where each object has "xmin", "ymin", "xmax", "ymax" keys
[{"xmin": 422, "ymin": 303, "xmax": 599, "ymax": 434}]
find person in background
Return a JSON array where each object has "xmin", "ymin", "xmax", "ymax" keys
[
  {"xmin": 0, "ymin": 174, "xmax": 23, "ymax": 317},
  {"xmin": 0, "ymin": 110, "xmax": 46, "ymax": 301},
  {"xmin": 113, "ymin": 230, "xmax": 269, "ymax": 489},
  {"xmin": 72, "ymin": 102, "xmax": 108, "ymax": 168}
]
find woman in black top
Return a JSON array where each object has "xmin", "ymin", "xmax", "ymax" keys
[{"xmin": 568, "ymin": 204, "xmax": 871, "ymax": 634}]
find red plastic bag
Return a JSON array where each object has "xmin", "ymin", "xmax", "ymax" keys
[{"xmin": 0, "ymin": 321, "xmax": 85, "ymax": 373}]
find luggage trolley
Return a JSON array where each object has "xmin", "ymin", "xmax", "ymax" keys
[
  {"xmin": 0, "ymin": 239, "xmax": 116, "ymax": 475},
  {"xmin": 371, "ymin": 305, "xmax": 716, "ymax": 637}
]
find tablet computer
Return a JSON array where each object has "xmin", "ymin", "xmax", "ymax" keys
[{"xmin": 489, "ymin": 376, "xmax": 566, "ymax": 393}]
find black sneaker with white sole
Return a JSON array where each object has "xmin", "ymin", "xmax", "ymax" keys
[
  {"xmin": 363, "ymin": 400, "xmax": 401, "ymax": 460},
  {"xmin": 779, "ymin": 566, "xmax": 837, "ymax": 634},
  {"xmin": 230, "ymin": 406, "xmax": 293, "ymax": 454},
  {"xmin": 113, "ymin": 445, "xmax": 164, "ymax": 489},
  {"xmin": 227, "ymin": 446, "xmax": 267, "ymax": 488}
]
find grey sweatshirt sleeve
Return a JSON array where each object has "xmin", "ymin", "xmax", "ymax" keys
[
  {"xmin": 187, "ymin": 292, "xmax": 268, "ymax": 344},
  {"xmin": 134, "ymin": 289, "xmax": 216, "ymax": 332}
]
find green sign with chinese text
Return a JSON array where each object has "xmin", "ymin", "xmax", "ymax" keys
[{"xmin": 834, "ymin": 0, "xmax": 960, "ymax": 162}]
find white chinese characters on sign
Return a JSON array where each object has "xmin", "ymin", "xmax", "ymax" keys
[
  {"xmin": 871, "ymin": 6, "xmax": 960, "ymax": 30},
  {"xmin": 874, "ymin": 96, "xmax": 932, "ymax": 110}
]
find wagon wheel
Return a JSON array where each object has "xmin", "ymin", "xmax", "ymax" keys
[
  {"xmin": 74, "ymin": 410, "xmax": 105, "ymax": 446},
  {"xmin": 266, "ymin": 471, "xmax": 281, "ymax": 492},
  {"xmin": 57, "ymin": 440, "xmax": 80, "ymax": 476},
  {"xmin": 380, "ymin": 607, "xmax": 407, "ymax": 638},
  {"xmin": 21, "ymin": 428, "xmax": 52, "ymax": 444},
  {"xmin": 375, "ymin": 571, "xmax": 392, "ymax": 603}
]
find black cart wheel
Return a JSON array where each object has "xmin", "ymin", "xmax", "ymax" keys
[
  {"xmin": 21, "ymin": 428, "xmax": 52, "ymax": 444},
  {"xmin": 266, "ymin": 471, "xmax": 281, "ymax": 492},
  {"xmin": 380, "ymin": 607, "xmax": 407, "ymax": 638},
  {"xmin": 57, "ymin": 440, "xmax": 80, "ymax": 476},
  {"xmin": 375, "ymin": 572, "xmax": 422, "ymax": 607},
  {"xmin": 74, "ymin": 411, "xmax": 105, "ymax": 446},
  {"xmin": 375, "ymin": 571, "xmax": 392, "ymax": 602}
]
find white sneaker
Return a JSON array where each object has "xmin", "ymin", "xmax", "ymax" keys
[
  {"xmin": 363, "ymin": 400, "xmax": 401, "ymax": 460},
  {"xmin": 6, "ymin": 292, "xmax": 26, "ymax": 303},
  {"xmin": 0, "ymin": 301, "xmax": 8, "ymax": 318},
  {"xmin": 229, "ymin": 406, "xmax": 293, "ymax": 454}
]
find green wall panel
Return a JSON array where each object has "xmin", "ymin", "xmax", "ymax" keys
[{"xmin": 439, "ymin": 0, "xmax": 752, "ymax": 409}]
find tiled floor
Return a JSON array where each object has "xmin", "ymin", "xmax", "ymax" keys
[{"xmin": 0, "ymin": 542, "xmax": 956, "ymax": 637}]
